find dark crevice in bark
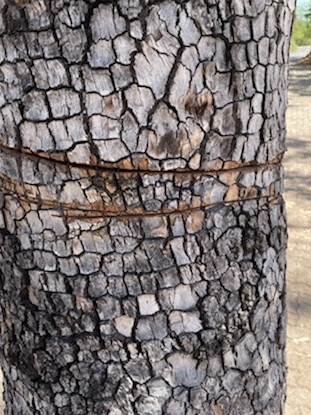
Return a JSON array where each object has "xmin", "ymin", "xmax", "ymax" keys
[{"xmin": 0, "ymin": 142, "xmax": 284, "ymax": 174}]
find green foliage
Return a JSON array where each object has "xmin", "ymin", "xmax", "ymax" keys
[
  {"xmin": 290, "ymin": 37, "xmax": 298, "ymax": 52},
  {"xmin": 291, "ymin": 16, "xmax": 311, "ymax": 48},
  {"xmin": 290, "ymin": 1, "xmax": 311, "ymax": 50},
  {"xmin": 305, "ymin": 0, "xmax": 311, "ymax": 21}
]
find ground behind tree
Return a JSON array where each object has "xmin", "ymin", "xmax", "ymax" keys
[{"xmin": 284, "ymin": 62, "xmax": 311, "ymax": 415}]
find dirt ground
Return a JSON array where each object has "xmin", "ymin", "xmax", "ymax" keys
[
  {"xmin": 0, "ymin": 64, "xmax": 310, "ymax": 414},
  {"xmin": 284, "ymin": 63, "xmax": 311, "ymax": 415}
]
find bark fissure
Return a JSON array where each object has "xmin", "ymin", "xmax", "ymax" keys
[{"xmin": 0, "ymin": 141, "xmax": 284, "ymax": 173}]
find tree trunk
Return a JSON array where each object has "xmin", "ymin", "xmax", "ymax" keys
[
  {"xmin": 297, "ymin": 51, "xmax": 311, "ymax": 64},
  {"xmin": 0, "ymin": 1, "xmax": 294, "ymax": 414}
]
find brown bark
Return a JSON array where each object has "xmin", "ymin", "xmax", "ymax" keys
[
  {"xmin": 0, "ymin": 1, "xmax": 294, "ymax": 414},
  {"xmin": 296, "ymin": 51, "xmax": 311, "ymax": 64}
]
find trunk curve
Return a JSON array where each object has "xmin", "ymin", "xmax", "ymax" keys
[{"xmin": 0, "ymin": 1, "xmax": 294, "ymax": 414}]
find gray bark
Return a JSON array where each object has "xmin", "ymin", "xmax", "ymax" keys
[{"xmin": 0, "ymin": 1, "xmax": 294, "ymax": 414}]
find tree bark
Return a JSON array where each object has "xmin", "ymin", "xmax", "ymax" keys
[
  {"xmin": 297, "ymin": 51, "xmax": 311, "ymax": 64},
  {"xmin": 0, "ymin": 1, "xmax": 294, "ymax": 414}
]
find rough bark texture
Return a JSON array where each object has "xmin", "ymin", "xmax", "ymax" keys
[{"xmin": 0, "ymin": 1, "xmax": 294, "ymax": 414}]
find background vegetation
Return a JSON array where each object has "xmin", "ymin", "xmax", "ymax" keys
[{"xmin": 291, "ymin": 1, "xmax": 311, "ymax": 51}]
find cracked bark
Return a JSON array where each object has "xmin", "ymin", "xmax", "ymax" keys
[{"xmin": 0, "ymin": 1, "xmax": 294, "ymax": 414}]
